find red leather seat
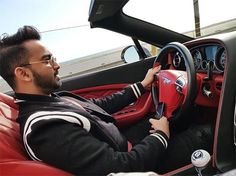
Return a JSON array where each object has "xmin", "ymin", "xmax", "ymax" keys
[{"xmin": 0, "ymin": 92, "xmax": 71, "ymax": 176}]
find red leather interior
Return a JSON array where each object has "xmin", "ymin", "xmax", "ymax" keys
[
  {"xmin": 0, "ymin": 92, "xmax": 71, "ymax": 176},
  {"xmin": 72, "ymin": 84, "xmax": 153, "ymax": 127},
  {"xmin": 194, "ymin": 74, "xmax": 222, "ymax": 107}
]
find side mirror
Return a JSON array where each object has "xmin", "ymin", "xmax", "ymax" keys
[
  {"xmin": 121, "ymin": 46, "xmax": 141, "ymax": 63},
  {"xmin": 121, "ymin": 45, "xmax": 152, "ymax": 63}
]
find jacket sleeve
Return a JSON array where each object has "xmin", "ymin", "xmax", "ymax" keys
[
  {"xmin": 89, "ymin": 82, "xmax": 146, "ymax": 114},
  {"xmin": 25, "ymin": 118, "xmax": 168, "ymax": 175}
]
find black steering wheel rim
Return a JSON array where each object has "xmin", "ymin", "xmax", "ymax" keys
[{"xmin": 152, "ymin": 42, "xmax": 197, "ymax": 119}]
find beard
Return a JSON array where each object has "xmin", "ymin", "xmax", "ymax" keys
[{"xmin": 31, "ymin": 69, "xmax": 62, "ymax": 94}]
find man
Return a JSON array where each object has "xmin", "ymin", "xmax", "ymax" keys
[{"xmin": 0, "ymin": 26, "xmax": 170, "ymax": 175}]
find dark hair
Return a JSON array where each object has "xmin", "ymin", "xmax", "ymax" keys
[{"xmin": 0, "ymin": 26, "xmax": 41, "ymax": 89}]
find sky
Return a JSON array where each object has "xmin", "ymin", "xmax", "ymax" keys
[
  {"xmin": 0, "ymin": 0, "xmax": 89, "ymax": 34},
  {"xmin": 0, "ymin": 0, "xmax": 136, "ymax": 63},
  {"xmin": 0, "ymin": 0, "xmax": 236, "ymax": 63},
  {"xmin": 0, "ymin": 0, "xmax": 99, "ymax": 62},
  {"xmin": 126, "ymin": 0, "xmax": 236, "ymax": 33}
]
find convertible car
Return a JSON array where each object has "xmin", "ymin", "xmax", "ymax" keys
[{"xmin": 1, "ymin": 0, "xmax": 236, "ymax": 175}]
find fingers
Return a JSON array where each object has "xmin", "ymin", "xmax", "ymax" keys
[
  {"xmin": 141, "ymin": 65, "xmax": 162, "ymax": 88},
  {"xmin": 149, "ymin": 116, "xmax": 166, "ymax": 123},
  {"xmin": 149, "ymin": 129, "xmax": 156, "ymax": 133},
  {"xmin": 148, "ymin": 65, "xmax": 161, "ymax": 78},
  {"xmin": 149, "ymin": 116, "xmax": 170, "ymax": 138},
  {"xmin": 152, "ymin": 65, "xmax": 161, "ymax": 73}
]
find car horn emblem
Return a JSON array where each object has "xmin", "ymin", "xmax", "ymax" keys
[{"xmin": 162, "ymin": 77, "xmax": 171, "ymax": 84}]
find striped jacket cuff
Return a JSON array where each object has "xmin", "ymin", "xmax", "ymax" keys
[
  {"xmin": 150, "ymin": 130, "xmax": 169, "ymax": 149},
  {"xmin": 130, "ymin": 82, "xmax": 146, "ymax": 99}
]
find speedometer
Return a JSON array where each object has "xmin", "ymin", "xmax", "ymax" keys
[
  {"xmin": 191, "ymin": 49, "xmax": 202, "ymax": 70},
  {"xmin": 215, "ymin": 47, "xmax": 226, "ymax": 72}
]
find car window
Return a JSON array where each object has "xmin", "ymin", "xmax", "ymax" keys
[
  {"xmin": 0, "ymin": 27, "xmax": 135, "ymax": 92},
  {"xmin": 0, "ymin": 0, "xmax": 135, "ymax": 93}
]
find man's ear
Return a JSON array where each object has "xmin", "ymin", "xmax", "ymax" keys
[{"xmin": 14, "ymin": 67, "xmax": 32, "ymax": 82}]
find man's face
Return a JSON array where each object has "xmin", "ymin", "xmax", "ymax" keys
[
  {"xmin": 23, "ymin": 40, "xmax": 61, "ymax": 94},
  {"xmin": 31, "ymin": 64, "xmax": 62, "ymax": 94}
]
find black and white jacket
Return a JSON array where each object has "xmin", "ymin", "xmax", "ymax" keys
[{"xmin": 16, "ymin": 82, "xmax": 168, "ymax": 175}]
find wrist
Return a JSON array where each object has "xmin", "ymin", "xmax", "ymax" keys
[
  {"xmin": 150, "ymin": 131, "xmax": 169, "ymax": 149},
  {"xmin": 154, "ymin": 130, "xmax": 169, "ymax": 140},
  {"xmin": 141, "ymin": 80, "xmax": 148, "ymax": 89},
  {"xmin": 129, "ymin": 82, "xmax": 146, "ymax": 99},
  {"xmin": 137, "ymin": 82, "xmax": 146, "ymax": 94}
]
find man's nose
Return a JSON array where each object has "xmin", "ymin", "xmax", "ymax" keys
[{"xmin": 53, "ymin": 61, "xmax": 60, "ymax": 70}]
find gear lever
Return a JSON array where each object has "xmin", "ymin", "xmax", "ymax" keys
[{"xmin": 191, "ymin": 149, "xmax": 211, "ymax": 176}]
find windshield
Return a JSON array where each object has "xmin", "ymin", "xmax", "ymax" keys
[{"xmin": 123, "ymin": 0, "xmax": 236, "ymax": 37}]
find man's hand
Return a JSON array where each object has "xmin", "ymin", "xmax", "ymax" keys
[
  {"xmin": 149, "ymin": 117, "xmax": 169, "ymax": 138},
  {"xmin": 141, "ymin": 66, "xmax": 161, "ymax": 89}
]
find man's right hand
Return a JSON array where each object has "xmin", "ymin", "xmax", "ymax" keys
[{"xmin": 149, "ymin": 117, "xmax": 170, "ymax": 138}]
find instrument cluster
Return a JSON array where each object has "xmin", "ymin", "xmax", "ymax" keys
[{"xmin": 172, "ymin": 44, "xmax": 226, "ymax": 73}]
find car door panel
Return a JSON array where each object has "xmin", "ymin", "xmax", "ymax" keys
[
  {"xmin": 60, "ymin": 57, "xmax": 155, "ymax": 90},
  {"xmin": 59, "ymin": 57, "xmax": 156, "ymax": 126},
  {"xmin": 72, "ymin": 84, "xmax": 153, "ymax": 126}
]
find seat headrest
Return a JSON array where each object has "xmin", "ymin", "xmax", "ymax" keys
[
  {"xmin": 0, "ymin": 92, "xmax": 18, "ymax": 109},
  {"xmin": 0, "ymin": 92, "xmax": 18, "ymax": 121}
]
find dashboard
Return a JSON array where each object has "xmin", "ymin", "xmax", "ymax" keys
[{"xmin": 172, "ymin": 44, "xmax": 226, "ymax": 73}]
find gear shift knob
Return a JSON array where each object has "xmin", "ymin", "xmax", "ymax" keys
[{"xmin": 191, "ymin": 149, "xmax": 211, "ymax": 176}]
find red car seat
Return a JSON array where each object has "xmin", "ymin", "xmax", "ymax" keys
[{"xmin": 0, "ymin": 92, "xmax": 71, "ymax": 176}]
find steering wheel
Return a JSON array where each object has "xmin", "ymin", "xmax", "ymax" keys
[{"xmin": 151, "ymin": 42, "xmax": 197, "ymax": 120}]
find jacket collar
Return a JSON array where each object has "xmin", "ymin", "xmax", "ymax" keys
[{"xmin": 14, "ymin": 93, "xmax": 60, "ymax": 103}]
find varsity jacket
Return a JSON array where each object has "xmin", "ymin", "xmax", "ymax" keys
[{"xmin": 15, "ymin": 82, "xmax": 168, "ymax": 175}]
